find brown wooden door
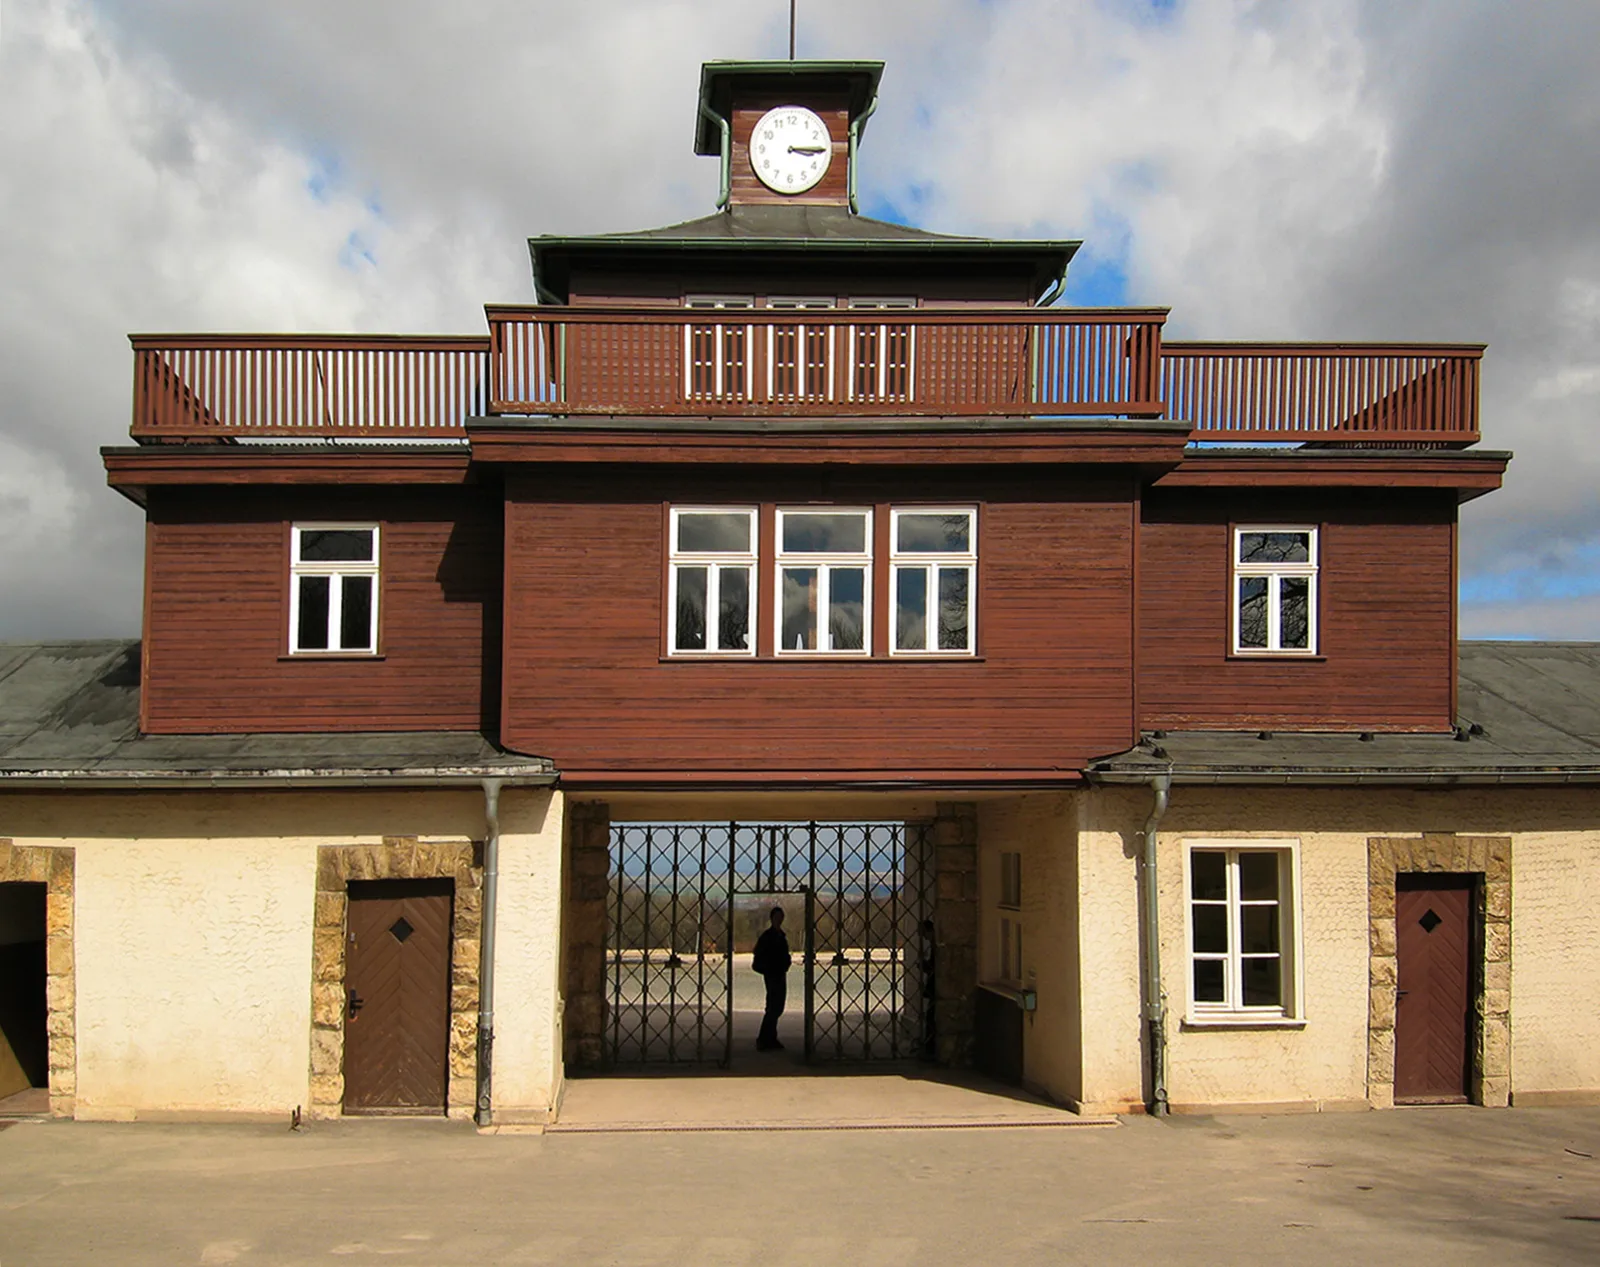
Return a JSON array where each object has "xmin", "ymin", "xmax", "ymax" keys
[
  {"xmin": 1394, "ymin": 875, "xmax": 1474, "ymax": 1104},
  {"xmin": 343, "ymin": 879, "xmax": 454, "ymax": 1114}
]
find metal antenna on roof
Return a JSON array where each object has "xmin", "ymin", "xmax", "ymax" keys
[{"xmin": 789, "ymin": 0, "xmax": 796, "ymax": 58}]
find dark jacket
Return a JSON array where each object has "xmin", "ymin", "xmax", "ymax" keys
[{"xmin": 752, "ymin": 926, "xmax": 791, "ymax": 976}]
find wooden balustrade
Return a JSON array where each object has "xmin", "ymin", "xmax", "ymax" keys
[
  {"xmin": 128, "ymin": 322, "xmax": 1483, "ymax": 446},
  {"xmin": 1162, "ymin": 342, "xmax": 1483, "ymax": 446},
  {"xmin": 486, "ymin": 306, "xmax": 1169, "ymax": 418},
  {"xmin": 130, "ymin": 335, "xmax": 489, "ymax": 440}
]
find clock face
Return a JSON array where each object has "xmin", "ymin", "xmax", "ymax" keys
[{"xmin": 750, "ymin": 106, "xmax": 833, "ymax": 195}]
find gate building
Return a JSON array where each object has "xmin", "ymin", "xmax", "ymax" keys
[{"xmin": 4, "ymin": 59, "xmax": 1600, "ymax": 1124}]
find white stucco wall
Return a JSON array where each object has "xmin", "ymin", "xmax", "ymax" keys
[
  {"xmin": 0, "ymin": 787, "xmax": 530, "ymax": 1120},
  {"xmin": 1510, "ymin": 827, "xmax": 1600, "ymax": 1098},
  {"xmin": 484, "ymin": 787, "xmax": 566, "ymax": 1122},
  {"xmin": 74, "ymin": 833, "xmax": 316, "ymax": 1117},
  {"xmin": 977, "ymin": 793, "xmax": 1084, "ymax": 1109}
]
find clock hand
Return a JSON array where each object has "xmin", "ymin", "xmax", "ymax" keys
[{"xmin": 788, "ymin": 145, "xmax": 827, "ymax": 155}]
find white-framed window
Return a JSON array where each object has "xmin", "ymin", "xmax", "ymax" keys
[
  {"xmin": 684, "ymin": 295, "xmax": 754, "ymax": 401},
  {"xmin": 289, "ymin": 523, "xmax": 379, "ymax": 655},
  {"xmin": 1233, "ymin": 526, "xmax": 1318, "ymax": 654},
  {"xmin": 668, "ymin": 507, "xmax": 756, "ymax": 655},
  {"xmin": 1186, "ymin": 841, "xmax": 1302, "ymax": 1019},
  {"xmin": 767, "ymin": 296, "xmax": 834, "ymax": 402},
  {"xmin": 891, "ymin": 508, "xmax": 976, "ymax": 654},
  {"xmin": 847, "ymin": 298, "xmax": 915, "ymax": 402},
  {"xmin": 776, "ymin": 507, "xmax": 872, "ymax": 654}
]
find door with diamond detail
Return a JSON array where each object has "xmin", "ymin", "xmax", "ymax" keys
[
  {"xmin": 343, "ymin": 879, "xmax": 454, "ymax": 1113},
  {"xmin": 1394, "ymin": 874, "xmax": 1475, "ymax": 1104}
]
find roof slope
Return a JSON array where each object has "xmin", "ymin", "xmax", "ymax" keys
[
  {"xmin": 0, "ymin": 641, "xmax": 553, "ymax": 785},
  {"xmin": 1089, "ymin": 641, "xmax": 1600, "ymax": 784}
]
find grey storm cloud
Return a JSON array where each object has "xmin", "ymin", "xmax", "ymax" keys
[{"xmin": 2, "ymin": 0, "xmax": 1598, "ymax": 638}]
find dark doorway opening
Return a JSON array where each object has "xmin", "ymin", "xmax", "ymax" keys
[
  {"xmin": 343, "ymin": 878, "xmax": 455, "ymax": 1115},
  {"xmin": 602, "ymin": 822, "xmax": 934, "ymax": 1070},
  {"xmin": 0, "ymin": 883, "xmax": 48, "ymax": 1100},
  {"xmin": 1395, "ymin": 873, "xmax": 1477, "ymax": 1104}
]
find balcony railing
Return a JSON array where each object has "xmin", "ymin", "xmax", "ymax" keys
[
  {"xmin": 127, "ymin": 317, "xmax": 1483, "ymax": 446},
  {"xmin": 486, "ymin": 305, "xmax": 1168, "ymax": 419},
  {"xmin": 130, "ymin": 334, "xmax": 490, "ymax": 441},
  {"xmin": 1163, "ymin": 342, "xmax": 1482, "ymax": 446}
]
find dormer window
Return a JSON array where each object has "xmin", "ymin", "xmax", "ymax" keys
[{"xmin": 289, "ymin": 524, "xmax": 379, "ymax": 655}]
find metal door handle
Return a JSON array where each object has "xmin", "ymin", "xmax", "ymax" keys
[{"xmin": 347, "ymin": 989, "xmax": 364, "ymax": 1019}]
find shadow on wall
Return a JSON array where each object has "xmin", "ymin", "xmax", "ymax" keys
[{"xmin": 0, "ymin": 883, "xmax": 48, "ymax": 1095}]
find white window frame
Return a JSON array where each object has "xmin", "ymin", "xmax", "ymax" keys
[
  {"xmin": 766, "ymin": 296, "xmax": 835, "ymax": 402},
  {"xmin": 667, "ymin": 506, "xmax": 757, "ymax": 657},
  {"xmin": 683, "ymin": 295, "xmax": 754, "ymax": 402},
  {"xmin": 846, "ymin": 297, "xmax": 916, "ymax": 402},
  {"xmin": 890, "ymin": 507, "xmax": 977, "ymax": 656},
  {"xmin": 1232, "ymin": 525, "xmax": 1319, "ymax": 655},
  {"xmin": 774, "ymin": 507, "xmax": 873, "ymax": 656},
  {"xmin": 288, "ymin": 522, "xmax": 380, "ymax": 655},
  {"xmin": 1183, "ymin": 839, "xmax": 1304, "ymax": 1024}
]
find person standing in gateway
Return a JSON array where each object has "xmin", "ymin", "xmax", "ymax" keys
[{"xmin": 752, "ymin": 906, "xmax": 792, "ymax": 1051}]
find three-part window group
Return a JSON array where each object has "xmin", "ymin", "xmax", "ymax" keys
[{"xmin": 668, "ymin": 506, "xmax": 978, "ymax": 657}]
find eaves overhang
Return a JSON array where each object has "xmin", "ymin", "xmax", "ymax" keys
[
  {"xmin": 465, "ymin": 415, "xmax": 1192, "ymax": 469},
  {"xmin": 1160, "ymin": 447, "xmax": 1511, "ymax": 502},
  {"xmin": 694, "ymin": 60, "xmax": 886, "ymax": 154}
]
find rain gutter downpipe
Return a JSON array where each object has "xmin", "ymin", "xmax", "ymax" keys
[
  {"xmin": 847, "ymin": 93, "xmax": 880, "ymax": 214},
  {"xmin": 1139, "ymin": 769, "xmax": 1173, "ymax": 1116},
  {"xmin": 700, "ymin": 104, "xmax": 732, "ymax": 211},
  {"xmin": 475, "ymin": 777, "xmax": 504, "ymax": 1127}
]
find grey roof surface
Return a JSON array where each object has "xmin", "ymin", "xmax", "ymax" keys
[
  {"xmin": 555, "ymin": 205, "xmax": 1003, "ymax": 245},
  {"xmin": 528, "ymin": 205, "xmax": 1081, "ymax": 303},
  {"xmin": 0, "ymin": 642, "xmax": 553, "ymax": 786},
  {"xmin": 1088, "ymin": 641, "xmax": 1600, "ymax": 784}
]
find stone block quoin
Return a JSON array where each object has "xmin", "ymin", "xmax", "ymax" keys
[
  {"xmin": 1366, "ymin": 833, "xmax": 1511, "ymax": 1109},
  {"xmin": 308, "ymin": 837, "xmax": 483, "ymax": 1120}
]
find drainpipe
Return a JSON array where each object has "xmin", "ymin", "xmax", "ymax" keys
[
  {"xmin": 1138, "ymin": 769, "xmax": 1173, "ymax": 1116},
  {"xmin": 699, "ymin": 104, "xmax": 732, "ymax": 211},
  {"xmin": 475, "ymin": 778, "xmax": 504, "ymax": 1127},
  {"xmin": 847, "ymin": 94, "xmax": 880, "ymax": 214}
]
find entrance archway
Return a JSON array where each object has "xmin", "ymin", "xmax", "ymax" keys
[{"xmin": 601, "ymin": 822, "xmax": 934, "ymax": 1069}]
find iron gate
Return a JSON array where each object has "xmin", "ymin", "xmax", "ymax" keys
[{"xmin": 604, "ymin": 821, "xmax": 934, "ymax": 1067}]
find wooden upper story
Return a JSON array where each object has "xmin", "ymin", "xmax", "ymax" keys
[{"xmin": 102, "ymin": 59, "xmax": 1508, "ymax": 777}]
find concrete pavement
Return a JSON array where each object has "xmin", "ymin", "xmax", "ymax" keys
[{"xmin": 2, "ymin": 1105, "xmax": 1599, "ymax": 1264}]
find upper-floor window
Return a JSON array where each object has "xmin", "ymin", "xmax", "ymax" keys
[
  {"xmin": 685, "ymin": 296, "xmax": 753, "ymax": 401},
  {"xmin": 777, "ymin": 508, "xmax": 872, "ymax": 655},
  {"xmin": 848, "ymin": 298, "xmax": 915, "ymax": 402},
  {"xmin": 681, "ymin": 296, "xmax": 916, "ymax": 405},
  {"xmin": 668, "ymin": 508, "xmax": 756, "ymax": 655},
  {"xmin": 1187, "ymin": 843, "xmax": 1301, "ymax": 1019},
  {"xmin": 891, "ymin": 509, "xmax": 976, "ymax": 654},
  {"xmin": 1233, "ymin": 526, "xmax": 1318, "ymax": 655},
  {"xmin": 289, "ymin": 524, "xmax": 379, "ymax": 655}
]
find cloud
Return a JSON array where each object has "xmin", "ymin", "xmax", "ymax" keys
[{"xmin": 2, "ymin": 0, "xmax": 1599, "ymax": 642}]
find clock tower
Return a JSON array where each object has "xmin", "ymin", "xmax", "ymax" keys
[{"xmin": 694, "ymin": 60, "xmax": 883, "ymax": 211}]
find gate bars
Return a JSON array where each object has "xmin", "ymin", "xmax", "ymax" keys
[{"xmin": 603, "ymin": 821, "xmax": 935, "ymax": 1068}]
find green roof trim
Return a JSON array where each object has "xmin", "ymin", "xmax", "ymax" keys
[{"xmin": 695, "ymin": 60, "xmax": 885, "ymax": 155}]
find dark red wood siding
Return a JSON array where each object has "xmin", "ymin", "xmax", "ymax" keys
[
  {"xmin": 499, "ymin": 470, "xmax": 1138, "ymax": 780},
  {"xmin": 1137, "ymin": 489, "xmax": 1457, "ymax": 733},
  {"xmin": 141, "ymin": 487, "xmax": 501, "ymax": 734}
]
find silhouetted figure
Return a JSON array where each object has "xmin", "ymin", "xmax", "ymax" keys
[
  {"xmin": 752, "ymin": 906, "xmax": 791, "ymax": 1051},
  {"xmin": 920, "ymin": 917, "xmax": 938, "ymax": 1061}
]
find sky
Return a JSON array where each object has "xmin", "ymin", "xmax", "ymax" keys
[{"xmin": 1, "ymin": 0, "xmax": 1598, "ymax": 641}]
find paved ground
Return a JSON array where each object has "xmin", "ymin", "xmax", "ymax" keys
[
  {"xmin": 552, "ymin": 1068, "xmax": 1110, "ymax": 1131},
  {"xmin": 2, "ymin": 1106, "xmax": 1599, "ymax": 1265}
]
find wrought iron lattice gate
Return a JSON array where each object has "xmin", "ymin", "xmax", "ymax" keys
[{"xmin": 604, "ymin": 821, "xmax": 934, "ymax": 1067}]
